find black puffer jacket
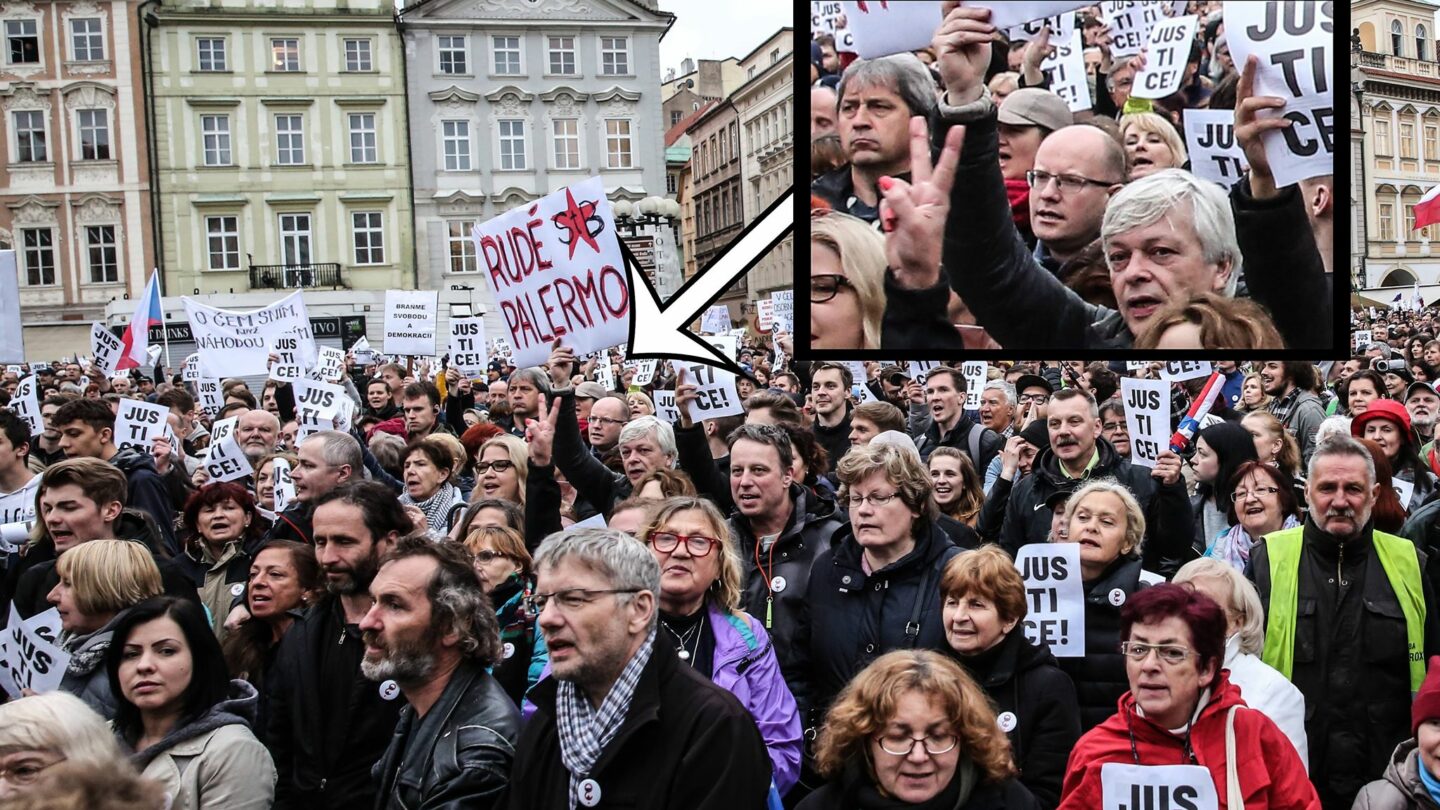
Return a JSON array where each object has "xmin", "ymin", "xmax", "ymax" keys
[
  {"xmin": 371, "ymin": 660, "xmax": 518, "ymax": 810},
  {"xmin": 792, "ymin": 520, "xmax": 959, "ymax": 722},
  {"xmin": 109, "ymin": 446, "xmax": 179, "ymax": 554},
  {"xmin": 997, "ymin": 437, "xmax": 1195, "ymax": 578},
  {"xmin": 729, "ymin": 486, "xmax": 844, "ymax": 688},
  {"xmin": 1058, "ymin": 556, "xmax": 1153, "ymax": 732},
  {"xmin": 950, "ymin": 631, "xmax": 1080, "ymax": 810}
]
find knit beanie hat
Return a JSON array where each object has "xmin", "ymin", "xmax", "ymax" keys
[
  {"xmin": 1413, "ymin": 655, "xmax": 1440, "ymax": 735},
  {"xmin": 1018, "ymin": 419, "xmax": 1051, "ymax": 453}
]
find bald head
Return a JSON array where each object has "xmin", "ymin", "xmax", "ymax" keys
[
  {"xmin": 812, "ymin": 86, "xmax": 838, "ymax": 138},
  {"xmin": 1029, "ymin": 125, "xmax": 1127, "ymax": 259}
]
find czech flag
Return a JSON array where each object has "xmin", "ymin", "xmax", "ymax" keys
[
  {"xmin": 1418, "ymin": 185, "xmax": 1440, "ymax": 231},
  {"xmin": 118, "ymin": 271, "xmax": 162, "ymax": 371}
]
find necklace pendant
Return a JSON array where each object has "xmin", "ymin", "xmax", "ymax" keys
[{"xmin": 677, "ymin": 648, "xmax": 690, "ymax": 661}]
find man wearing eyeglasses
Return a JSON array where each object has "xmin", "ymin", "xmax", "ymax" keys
[
  {"xmin": 585, "ymin": 394, "xmax": 631, "ymax": 459},
  {"xmin": 505, "ymin": 527, "xmax": 772, "ymax": 809}
]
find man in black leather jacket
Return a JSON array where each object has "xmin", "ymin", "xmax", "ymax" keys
[{"xmin": 363, "ymin": 536, "xmax": 519, "ymax": 810}]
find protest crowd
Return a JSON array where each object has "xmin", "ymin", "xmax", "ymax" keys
[
  {"xmin": 0, "ymin": 328, "xmax": 1430, "ymax": 810},
  {"xmin": 809, "ymin": 0, "xmax": 1334, "ymax": 351}
]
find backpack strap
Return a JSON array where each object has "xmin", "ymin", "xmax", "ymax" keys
[
  {"xmin": 967, "ymin": 422, "xmax": 983, "ymax": 467},
  {"xmin": 905, "ymin": 563, "xmax": 935, "ymax": 647}
]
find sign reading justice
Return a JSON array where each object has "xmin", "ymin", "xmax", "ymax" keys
[{"xmin": 472, "ymin": 177, "xmax": 630, "ymax": 369}]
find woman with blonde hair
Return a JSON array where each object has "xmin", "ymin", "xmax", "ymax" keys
[
  {"xmin": 0, "ymin": 692, "xmax": 133, "ymax": 801},
  {"xmin": 46, "ymin": 539, "xmax": 164, "ymax": 718},
  {"xmin": 475, "ymin": 434, "xmax": 529, "ymax": 506},
  {"xmin": 1236, "ymin": 372, "xmax": 1273, "ymax": 414},
  {"xmin": 636, "ymin": 495, "xmax": 802, "ymax": 797},
  {"xmin": 625, "ymin": 390, "xmax": 656, "ymax": 417},
  {"xmin": 1119, "ymin": 112, "xmax": 1187, "ymax": 180},
  {"xmin": 811, "ymin": 210, "xmax": 885, "ymax": 350},
  {"xmin": 801, "ymin": 649, "xmax": 1040, "ymax": 808},
  {"xmin": 1132, "ymin": 292, "xmax": 1284, "ymax": 349},
  {"xmin": 928, "ymin": 447, "xmax": 985, "ymax": 527}
]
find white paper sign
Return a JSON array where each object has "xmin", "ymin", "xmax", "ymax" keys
[
  {"xmin": 181, "ymin": 353, "xmax": 203, "ymax": 382},
  {"xmin": 0, "ymin": 477, "xmax": 38, "ymax": 526},
  {"xmin": 704, "ymin": 335, "xmax": 739, "ymax": 362},
  {"xmin": 352, "ymin": 335, "xmax": 374, "ymax": 365},
  {"xmin": 756, "ymin": 299, "xmax": 775, "ymax": 332},
  {"xmin": 0, "ymin": 604, "xmax": 70, "ymax": 697},
  {"xmin": 909, "ymin": 361, "xmax": 943, "ymax": 385},
  {"xmin": 184, "ymin": 291, "xmax": 315, "ymax": 377},
  {"xmin": 291, "ymin": 379, "xmax": 345, "ymax": 439},
  {"xmin": 0, "ymin": 252, "xmax": 23, "ymax": 363},
  {"xmin": 384, "ymin": 290, "xmax": 440, "ymax": 357},
  {"xmin": 90, "ymin": 323, "xmax": 123, "ymax": 375},
  {"xmin": 471, "ymin": 177, "xmax": 630, "ymax": 369},
  {"xmin": 679, "ymin": 361, "xmax": 746, "ymax": 423},
  {"xmin": 1039, "ymin": 29, "xmax": 1092, "ymax": 112},
  {"xmin": 272, "ymin": 457, "xmax": 295, "ymax": 514},
  {"xmin": 1159, "ymin": 360, "xmax": 1212, "ymax": 382},
  {"xmin": 628, "ymin": 359, "xmax": 657, "ymax": 387},
  {"xmin": 448, "ymin": 317, "xmax": 488, "ymax": 378},
  {"xmin": 652, "ymin": 389, "xmax": 680, "ymax": 424},
  {"xmin": 9, "ymin": 376, "xmax": 41, "ymax": 437},
  {"xmin": 1353, "ymin": 329, "xmax": 1372, "ymax": 353},
  {"xmin": 970, "ymin": 0, "xmax": 1092, "ymax": 33},
  {"xmin": 310, "ymin": 346, "xmax": 346, "ymax": 383},
  {"xmin": 114, "ymin": 399, "xmax": 170, "ymax": 452},
  {"xmin": 1394, "ymin": 477, "xmax": 1416, "ymax": 513},
  {"xmin": 1100, "ymin": 763, "xmax": 1219, "ymax": 810},
  {"xmin": 1225, "ymin": 0, "xmax": 1334, "ymax": 187},
  {"xmin": 1133, "ymin": 15, "xmax": 1197, "ymax": 99},
  {"xmin": 702, "ymin": 305, "xmax": 731, "ymax": 334},
  {"xmin": 196, "ymin": 378, "xmax": 224, "ymax": 420},
  {"xmin": 962, "ymin": 362, "xmax": 987, "ymax": 411},
  {"xmin": 1183, "ymin": 110, "xmax": 1249, "ymax": 187},
  {"xmin": 1103, "ymin": 0, "xmax": 1168, "ymax": 58},
  {"xmin": 203, "ymin": 417, "xmax": 252, "ymax": 483},
  {"xmin": 594, "ymin": 362, "xmax": 616, "ymax": 393},
  {"xmin": 770, "ymin": 291, "xmax": 794, "ymax": 333},
  {"xmin": 1015, "ymin": 543, "xmax": 1085, "ymax": 657},
  {"xmin": 842, "ymin": 0, "xmax": 1091, "ymax": 58},
  {"xmin": 1121, "ymin": 377, "xmax": 1170, "ymax": 468}
]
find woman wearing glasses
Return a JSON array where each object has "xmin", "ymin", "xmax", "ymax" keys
[
  {"xmin": 1188, "ymin": 423, "xmax": 1260, "ymax": 557},
  {"xmin": 0, "ymin": 692, "xmax": 142, "ymax": 802},
  {"xmin": 464, "ymin": 525, "xmax": 543, "ymax": 708},
  {"xmin": 638, "ymin": 496, "xmax": 802, "ymax": 798},
  {"xmin": 801, "ymin": 649, "xmax": 1040, "ymax": 809},
  {"xmin": 810, "ymin": 211, "xmax": 886, "ymax": 350},
  {"xmin": 793, "ymin": 443, "xmax": 959, "ymax": 727},
  {"xmin": 1057, "ymin": 585, "xmax": 1319, "ymax": 809},
  {"xmin": 1203, "ymin": 461, "xmax": 1301, "ymax": 571}
]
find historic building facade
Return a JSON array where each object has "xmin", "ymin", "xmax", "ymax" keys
[
  {"xmin": 0, "ymin": 0, "xmax": 154, "ymax": 354},
  {"xmin": 734, "ymin": 27, "xmax": 792, "ymax": 303}
]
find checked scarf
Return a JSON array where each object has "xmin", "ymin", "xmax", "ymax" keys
[{"xmin": 555, "ymin": 629, "xmax": 657, "ymax": 810}]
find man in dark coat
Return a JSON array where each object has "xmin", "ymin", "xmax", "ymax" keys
[
  {"xmin": 364, "ymin": 537, "xmax": 518, "ymax": 809},
  {"xmin": 504, "ymin": 526, "xmax": 771, "ymax": 809},
  {"xmin": 910, "ymin": 367, "xmax": 1003, "ymax": 472}
]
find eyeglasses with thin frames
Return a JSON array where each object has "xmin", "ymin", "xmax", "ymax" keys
[
  {"xmin": 1026, "ymin": 169, "xmax": 1122, "ymax": 194},
  {"xmin": 1231, "ymin": 486, "xmax": 1280, "ymax": 504},
  {"xmin": 847, "ymin": 492, "xmax": 901, "ymax": 509},
  {"xmin": 524, "ymin": 587, "xmax": 641, "ymax": 615},
  {"xmin": 1119, "ymin": 641, "xmax": 1198, "ymax": 665},
  {"xmin": 589, "ymin": 416, "xmax": 629, "ymax": 428},
  {"xmin": 875, "ymin": 732, "xmax": 959, "ymax": 757}
]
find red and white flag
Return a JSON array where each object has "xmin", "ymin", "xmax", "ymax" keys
[
  {"xmin": 118, "ymin": 271, "xmax": 162, "ymax": 371},
  {"xmin": 1417, "ymin": 185, "xmax": 1440, "ymax": 231}
]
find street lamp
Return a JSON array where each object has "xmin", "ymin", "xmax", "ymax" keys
[{"xmin": 1353, "ymin": 28, "xmax": 1369, "ymax": 293}]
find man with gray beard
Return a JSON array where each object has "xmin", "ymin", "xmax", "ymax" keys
[
  {"xmin": 266, "ymin": 481, "xmax": 410, "ymax": 809},
  {"xmin": 1406, "ymin": 381, "xmax": 1440, "ymax": 448},
  {"xmin": 362, "ymin": 537, "xmax": 519, "ymax": 809}
]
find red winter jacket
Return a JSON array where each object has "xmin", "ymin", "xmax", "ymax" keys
[{"xmin": 1058, "ymin": 671, "xmax": 1319, "ymax": 810}]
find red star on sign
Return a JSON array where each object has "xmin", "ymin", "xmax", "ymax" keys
[
  {"xmin": 552, "ymin": 188, "xmax": 601, "ymax": 260},
  {"xmin": 855, "ymin": 0, "xmax": 888, "ymax": 11}
]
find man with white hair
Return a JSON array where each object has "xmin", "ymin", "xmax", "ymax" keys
[
  {"xmin": 547, "ymin": 385, "xmax": 676, "ymax": 514},
  {"xmin": 978, "ymin": 379, "xmax": 1017, "ymax": 437}
]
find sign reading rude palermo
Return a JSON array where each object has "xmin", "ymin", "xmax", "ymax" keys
[
  {"xmin": 1225, "ymin": 0, "xmax": 1333, "ymax": 187},
  {"xmin": 471, "ymin": 177, "xmax": 630, "ymax": 370}
]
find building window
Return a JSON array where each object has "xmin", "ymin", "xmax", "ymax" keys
[
  {"xmin": 1427, "ymin": 125, "xmax": 1437, "ymax": 160},
  {"xmin": 748, "ymin": 65, "xmax": 756, "ymax": 79},
  {"xmin": 271, "ymin": 37, "xmax": 300, "ymax": 71},
  {"xmin": 666, "ymin": 172, "xmax": 677, "ymax": 194},
  {"xmin": 1380, "ymin": 203, "xmax": 1394, "ymax": 241},
  {"xmin": 1394, "ymin": 20, "xmax": 1405, "ymax": 57},
  {"xmin": 1402, "ymin": 122, "xmax": 1416, "ymax": 158},
  {"xmin": 1376, "ymin": 118, "xmax": 1392, "ymax": 155},
  {"xmin": 447, "ymin": 221, "xmax": 477, "ymax": 273},
  {"xmin": 279, "ymin": 213, "xmax": 311, "ymax": 266},
  {"xmin": 601, "ymin": 36, "xmax": 628, "ymax": 75},
  {"xmin": 731, "ymin": 122, "xmax": 739, "ymax": 158},
  {"xmin": 499, "ymin": 120, "xmax": 526, "ymax": 170},
  {"xmin": 77, "ymin": 109, "xmax": 110, "ymax": 160},
  {"xmin": 348, "ymin": 112, "xmax": 377, "ymax": 163},
  {"xmin": 5, "ymin": 19, "xmax": 39, "ymax": 65},
  {"xmin": 442, "ymin": 120, "xmax": 470, "ymax": 171},
  {"xmin": 70, "ymin": 18, "xmax": 104, "ymax": 61},
  {"xmin": 13, "ymin": 110, "xmax": 46, "ymax": 163},
  {"xmin": 493, "ymin": 35, "xmax": 520, "ymax": 74},
  {"xmin": 274, "ymin": 114, "xmax": 304, "ymax": 165},
  {"xmin": 196, "ymin": 37, "xmax": 227, "ymax": 71},
  {"xmin": 86, "ymin": 225, "xmax": 118, "ymax": 283},
  {"xmin": 670, "ymin": 110, "xmax": 681, "ymax": 128},
  {"xmin": 1408, "ymin": 204, "xmax": 1418, "ymax": 235},
  {"xmin": 20, "ymin": 228, "xmax": 55, "ymax": 285},
  {"xmin": 352, "ymin": 212, "xmax": 384, "ymax": 265},
  {"xmin": 344, "ymin": 38, "xmax": 372, "ymax": 72},
  {"xmin": 1421, "ymin": 24, "xmax": 1430, "ymax": 61},
  {"xmin": 552, "ymin": 119, "xmax": 579, "ymax": 169},
  {"xmin": 605, "ymin": 119, "xmax": 632, "ymax": 169},
  {"xmin": 770, "ymin": 48, "xmax": 780, "ymax": 64},
  {"xmin": 548, "ymin": 36, "xmax": 575, "ymax": 75},
  {"xmin": 206, "ymin": 216, "xmax": 240, "ymax": 270},
  {"xmin": 201, "ymin": 114, "xmax": 231, "ymax": 165},
  {"xmin": 438, "ymin": 35, "xmax": 467, "ymax": 74}
]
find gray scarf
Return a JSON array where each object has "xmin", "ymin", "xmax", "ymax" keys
[
  {"xmin": 400, "ymin": 482, "xmax": 459, "ymax": 539},
  {"xmin": 555, "ymin": 629, "xmax": 656, "ymax": 810}
]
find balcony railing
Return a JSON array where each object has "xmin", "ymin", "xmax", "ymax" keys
[{"xmin": 249, "ymin": 263, "xmax": 345, "ymax": 290}]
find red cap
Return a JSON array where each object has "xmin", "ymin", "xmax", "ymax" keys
[
  {"xmin": 1414, "ymin": 655, "xmax": 1440, "ymax": 735},
  {"xmin": 1350, "ymin": 398, "xmax": 1413, "ymax": 439}
]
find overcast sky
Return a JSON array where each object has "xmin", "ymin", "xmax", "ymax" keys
[{"xmin": 658, "ymin": 1, "xmax": 793, "ymax": 78}]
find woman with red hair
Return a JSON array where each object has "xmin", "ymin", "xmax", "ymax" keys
[
  {"xmin": 1058, "ymin": 584, "xmax": 1319, "ymax": 809},
  {"xmin": 176, "ymin": 481, "xmax": 266, "ymax": 639}
]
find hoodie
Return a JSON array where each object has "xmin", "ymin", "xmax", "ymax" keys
[
  {"xmin": 131, "ymin": 679, "xmax": 276, "ymax": 810},
  {"xmin": 109, "ymin": 446, "xmax": 179, "ymax": 555},
  {"xmin": 1354, "ymin": 739, "xmax": 1440, "ymax": 810}
]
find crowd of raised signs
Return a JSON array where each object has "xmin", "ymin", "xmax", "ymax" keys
[
  {"xmin": 809, "ymin": 0, "xmax": 1334, "ymax": 351},
  {"xmin": 0, "ymin": 340, "xmax": 1430, "ymax": 810}
]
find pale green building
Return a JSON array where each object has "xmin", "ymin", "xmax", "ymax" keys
[{"xmin": 148, "ymin": 0, "xmax": 413, "ymax": 298}]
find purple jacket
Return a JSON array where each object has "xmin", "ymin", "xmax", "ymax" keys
[{"xmin": 523, "ymin": 603, "xmax": 802, "ymax": 796}]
